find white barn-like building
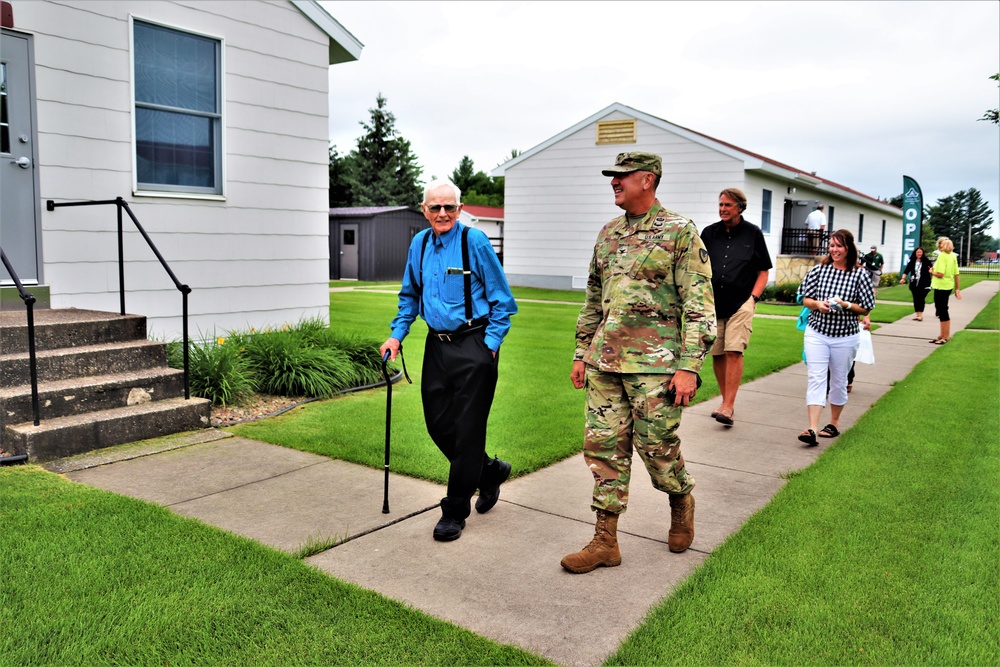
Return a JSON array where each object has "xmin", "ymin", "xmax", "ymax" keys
[
  {"xmin": 493, "ymin": 102, "xmax": 904, "ymax": 290},
  {"xmin": 1, "ymin": 0, "xmax": 361, "ymax": 339},
  {"xmin": 459, "ymin": 204, "xmax": 504, "ymax": 259}
]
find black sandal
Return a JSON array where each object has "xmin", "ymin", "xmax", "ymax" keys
[
  {"xmin": 798, "ymin": 429, "xmax": 818, "ymax": 447},
  {"xmin": 818, "ymin": 423, "xmax": 840, "ymax": 438}
]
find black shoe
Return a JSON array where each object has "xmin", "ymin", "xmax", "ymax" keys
[
  {"xmin": 475, "ymin": 458, "xmax": 512, "ymax": 514},
  {"xmin": 433, "ymin": 516, "xmax": 466, "ymax": 541}
]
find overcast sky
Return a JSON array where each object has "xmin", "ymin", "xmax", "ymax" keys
[{"xmin": 321, "ymin": 1, "xmax": 1000, "ymax": 234}]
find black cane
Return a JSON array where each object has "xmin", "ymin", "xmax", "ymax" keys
[{"xmin": 380, "ymin": 350, "xmax": 392, "ymax": 514}]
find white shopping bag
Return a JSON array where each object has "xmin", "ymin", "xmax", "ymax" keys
[{"xmin": 855, "ymin": 329, "xmax": 875, "ymax": 365}]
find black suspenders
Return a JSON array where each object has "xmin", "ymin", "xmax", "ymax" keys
[
  {"xmin": 460, "ymin": 226, "xmax": 473, "ymax": 324},
  {"xmin": 417, "ymin": 225, "xmax": 473, "ymax": 326}
]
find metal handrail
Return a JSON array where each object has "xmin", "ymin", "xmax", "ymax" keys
[
  {"xmin": 1, "ymin": 247, "xmax": 41, "ymax": 426},
  {"xmin": 45, "ymin": 197, "xmax": 192, "ymax": 399}
]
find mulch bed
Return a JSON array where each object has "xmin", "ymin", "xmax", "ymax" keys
[{"xmin": 210, "ymin": 394, "xmax": 308, "ymax": 427}]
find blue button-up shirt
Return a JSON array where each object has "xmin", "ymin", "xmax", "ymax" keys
[{"xmin": 390, "ymin": 222, "xmax": 517, "ymax": 351}]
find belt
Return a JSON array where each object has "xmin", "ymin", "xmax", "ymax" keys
[{"xmin": 428, "ymin": 317, "xmax": 488, "ymax": 343}]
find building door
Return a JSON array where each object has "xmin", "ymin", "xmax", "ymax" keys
[
  {"xmin": 1, "ymin": 30, "xmax": 41, "ymax": 285},
  {"xmin": 340, "ymin": 224, "xmax": 359, "ymax": 280}
]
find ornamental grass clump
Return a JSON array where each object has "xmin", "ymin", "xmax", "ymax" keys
[
  {"xmin": 170, "ymin": 319, "xmax": 385, "ymax": 405},
  {"xmin": 185, "ymin": 335, "xmax": 257, "ymax": 406},
  {"xmin": 240, "ymin": 331, "xmax": 354, "ymax": 398},
  {"xmin": 297, "ymin": 326, "xmax": 386, "ymax": 388}
]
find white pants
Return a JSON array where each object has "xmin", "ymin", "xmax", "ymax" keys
[{"xmin": 804, "ymin": 326, "xmax": 860, "ymax": 407}]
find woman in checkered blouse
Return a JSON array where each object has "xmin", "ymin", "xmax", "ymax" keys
[{"xmin": 795, "ymin": 229, "xmax": 876, "ymax": 446}]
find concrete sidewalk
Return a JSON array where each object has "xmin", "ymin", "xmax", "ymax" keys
[{"xmin": 48, "ymin": 281, "xmax": 997, "ymax": 667}]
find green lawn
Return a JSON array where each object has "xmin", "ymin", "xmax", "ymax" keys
[
  {"xmin": 0, "ymin": 466, "xmax": 548, "ymax": 666},
  {"xmin": 229, "ymin": 291, "xmax": 806, "ymax": 482},
  {"xmin": 3, "ymin": 286, "xmax": 996, "ymax": 666},
  {"xmin": 607, "ymin": 330, "xmax": 1000, "ymax": 666}
]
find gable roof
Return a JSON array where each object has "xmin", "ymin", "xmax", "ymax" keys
[
  {"xmin": 493, "ymin": 102, "xmax": 899, "ymax": 214},
  {"xmin": 290, "ymin": 0, "xmax": 363, "ymax": 64},
  {"xmin": 462, "ymin": 205, "xmax": 504, "ymax": 220},
  {"xmin": 329, "ymin": 206, "xmax": 418, "ymax": 217}
]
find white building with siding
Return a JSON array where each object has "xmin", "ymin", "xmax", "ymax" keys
[
  {"xmin": 459, "ymin": 204, "xmax": 504, "ymax": 259},
  {"xmin": 1, "ymin": 0, "xmax": 361, "ymax": 339},
  {"xmin": 493, "ymin": 103, "xmax": 903, "ymax": 290}
]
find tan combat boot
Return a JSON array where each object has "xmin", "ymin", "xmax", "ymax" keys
[
  {"xmin": 560, "ymin": 509, "xmax": 622, "ymax": 573},
  {"xmin": 668, "ymin": 493, "xmax": 695, "ymax": 552}
]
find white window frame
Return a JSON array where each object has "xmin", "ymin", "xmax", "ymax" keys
[
  {"xmin": 761, "ymin": 189, "xmax": 772, "ymax": 233},
  {"xmin": 129, "ymin": 16, "xmax": 225, "ymax": 200}
]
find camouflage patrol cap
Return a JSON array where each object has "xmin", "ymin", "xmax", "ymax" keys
[{"xmin": 601, "ymin": 151, "xmax": 663, "ymax": 177}]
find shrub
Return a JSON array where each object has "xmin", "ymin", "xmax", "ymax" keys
[
  {"xmin": 301, "ymin": 328, "xmax": 386, "ymax": 388},
  {"xmin": 763, "ymin": 282, "xmax": 801, "ymax": 303},
  {"xmin": 186, "ymin": 336, "xmax": 257, "ymax": 406},
  {"xmin": 241, "ymin": 331, "xmax": 356, "ymax": 398},
  {"xmin": 168, "ymin": 319, "xmax": 386, "ymax": 405}
]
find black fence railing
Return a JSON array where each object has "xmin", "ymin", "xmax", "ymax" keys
[
  {"xmin": 1, "ymin": 247, "xmax": 41, "ymax": 431},
  {"xmin": 46, "ymin": 197, "xmax": 192, "ymax": 399},
  {"xmin": 958, "ymin": 261, "xmax": 1000, "ymax": 277},
  {"xmin": 780, "ymin": 227, "xmax": 829, "ymax": 256}
]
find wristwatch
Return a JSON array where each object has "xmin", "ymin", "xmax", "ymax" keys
[{"xmin": 752, "ymin": 294, "xmax": 760, "ymax": 303}]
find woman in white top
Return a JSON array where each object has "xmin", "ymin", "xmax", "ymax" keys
[{"xmin": 796, "ymin": 229, "xmax": 877, "ymax": 446}]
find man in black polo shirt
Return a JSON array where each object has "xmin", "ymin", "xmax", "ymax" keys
[{"xmin": 700, "ymin": 188, "xmax": 773, "ymax": 427}]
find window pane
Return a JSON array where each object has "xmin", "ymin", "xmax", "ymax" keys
[
  {"xmin": 1, "ymin": 64, "xmax": 9, "ymax": 154},
  {"xmin": 761, "ymin": 189, "xmax": 772, "ymax": 233},
  {"xmin": 134, "ymin": 22, "xmax": 217, "ymax": 113},
  {"xmin": 136, "ymin": 108, "xmax": 215, "ymax": 188}
]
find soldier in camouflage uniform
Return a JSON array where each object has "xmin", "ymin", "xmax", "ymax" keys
[{"xmin": 561, "ymin": 152, "xmax": 716, "ymax": 574}]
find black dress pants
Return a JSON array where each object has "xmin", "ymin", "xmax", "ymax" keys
[
  {"xmin": 421, "ymin": 330, "xmax": 499, "ymax": 519},
  {"xmin": 910, "ymin": 285, "xmax": 927, "ymax": 313}
]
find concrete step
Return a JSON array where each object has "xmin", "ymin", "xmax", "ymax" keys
[
  {"xmin": 4, "ymin": 397, "xmax": 212, "ymax": 462},
  {"xmin": 0, "ymin": 367, "xmax": 188, "ymax": 425},
  {"xmin": 1, "ymin": 339, "xmax": 167, "ymax": 386},
  {"xmin": 0, "ymin": 308, "xmax": 147, "ymax": 354}
]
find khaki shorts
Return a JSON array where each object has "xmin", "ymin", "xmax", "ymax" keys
[{"xmin": 711, "ymin": 295, "xmax": 755, "ymax": 355}]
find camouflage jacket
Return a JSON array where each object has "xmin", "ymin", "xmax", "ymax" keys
[{"xmin": 575, "ymin": 200, "xmax": 717, "ymax": 374}]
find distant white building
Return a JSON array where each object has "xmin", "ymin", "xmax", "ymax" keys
[
  {"xmin": 459, "ymin": 205, "xmax": 504, "ymax": 260},
  {"xmin": 1, "ymin": 0, "xmax": 362, "ymax": 338},
  {"xmin": 493, "ymin": 102, "xmax": 903, "ymax": 289}
]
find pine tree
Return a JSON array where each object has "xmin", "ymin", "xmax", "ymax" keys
[
  {"xmin": 926, "ymin": 188, "xmax": 996, "ymax": 261},
  {"xmin": 330, "ymin": 94, "xmax": 423, "ymax": 207},
  {"xmin": 328, "ymin": 146, "xmax": 356, "ymax": 207}
]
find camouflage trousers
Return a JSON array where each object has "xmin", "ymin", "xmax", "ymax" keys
[{"xmin": 583, "ymin": 368, "xmax": 694, "ymax": 514}]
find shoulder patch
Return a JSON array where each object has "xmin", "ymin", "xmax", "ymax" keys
[{"xmin": 700, "ymin": 248, "xmax": 710, "ymax": 264}]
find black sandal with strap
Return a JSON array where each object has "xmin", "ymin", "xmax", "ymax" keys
[
  {"xmin": 818, "ymin": 423, "xmax": 840, "ymax": 438},
  {"xmin": 798, "ymin": 429, "xmax": 818, "ymax": 447}
]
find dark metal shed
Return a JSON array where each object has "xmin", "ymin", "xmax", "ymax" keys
[{"xmin": 329, "ymin": 206, "xmax": 426, "ymax": 281}]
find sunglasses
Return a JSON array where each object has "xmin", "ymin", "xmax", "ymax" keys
[{"xmin": 426, "ymin": 204, "xmax": 459, "ymax": 213}]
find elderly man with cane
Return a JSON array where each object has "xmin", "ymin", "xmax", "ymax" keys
[{"xmin": 380, "ymin": 179, "xmax": 517, "ymax": 542}]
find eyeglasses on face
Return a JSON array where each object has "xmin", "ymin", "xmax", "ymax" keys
[{"xmin": 426, "ymin": 204, "xmax": 459, "ymax": 213}]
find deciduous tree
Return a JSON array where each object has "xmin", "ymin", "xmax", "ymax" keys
[{"xmin": 450, "ymin": 155, "xmax": 504, "ymax": 207}]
